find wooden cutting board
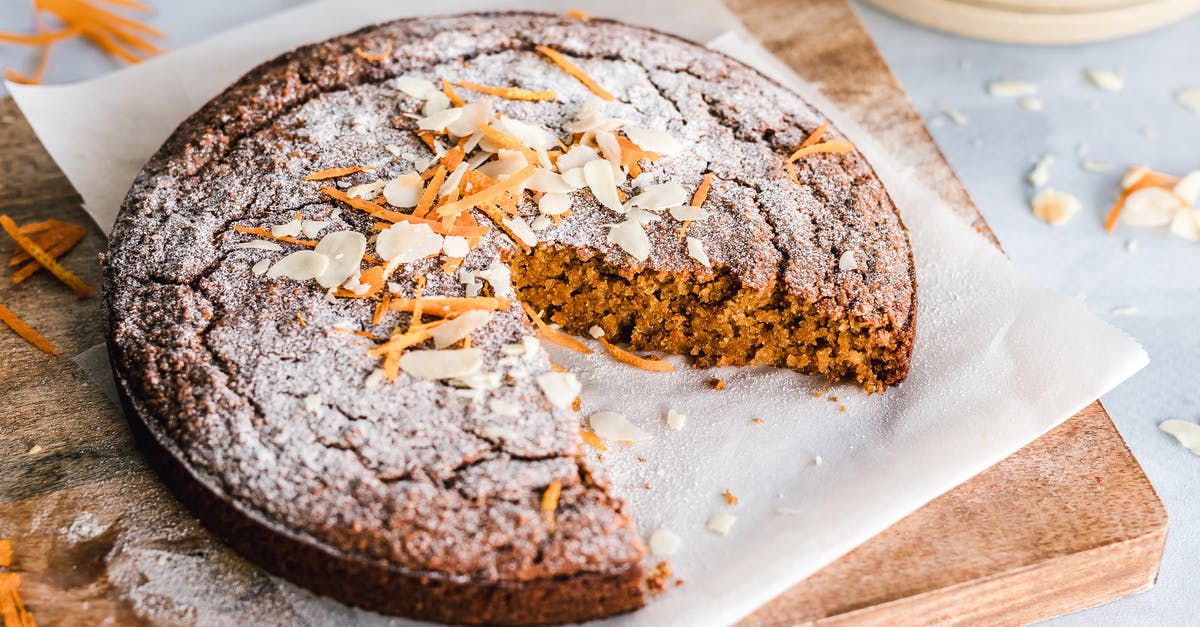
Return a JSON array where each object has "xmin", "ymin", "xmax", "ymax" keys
[{"xmin": 0, "ymin": 0, "xmax": 1166, "ymax": 624}]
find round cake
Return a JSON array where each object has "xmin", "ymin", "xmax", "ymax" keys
[{"xmin": 103, "ymin": 11, "xmax": 916, "ymax": 625}]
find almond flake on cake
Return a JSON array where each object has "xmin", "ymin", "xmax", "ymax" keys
[
  {"xmin": 686, "ymin": 237, "xmax": 711, "ymax": 268},
  {"xmin": 376, "ymin": 222, "xmax": 444, "ymax": 262},
  {"xmin": 838, "ymin": 250, "xmax": 858, "ymax": 271},
  {"xmin": 624, "ymin": 127, "xmax": 682, "ymax": 155},
  {"xmin": 267, "ymin": 250, "xmax": 328, "ymax": 281},
  {"xmin": 383, "ymin": 173, "xmax": 424, "ymax": 207},
  {"xmin": 584, "ymin": 158, "xmax": 624, "ymax": 211},
  {"xmin": 398, "ymin": 348, "xmax": 484, "ymax": 379},
  {"xmin": 589, "ymin": 411, "xmax": 651, "ymax": 442},
  {"xmin": 270, "ymin": 217, "xmax": 303, "ymax": 238},
  {"xmin": 607, "ymin": 220, "xmax": 650, "ymax": 261}
]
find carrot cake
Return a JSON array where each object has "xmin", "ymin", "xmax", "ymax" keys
[{"xmin": 103, "ymin": 11, "xmax": 915, "ymax": 625}]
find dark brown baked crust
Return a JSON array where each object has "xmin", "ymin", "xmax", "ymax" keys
[{"xmin": 104, "ymin": 11, "xmax": 916, "ymax": 625}]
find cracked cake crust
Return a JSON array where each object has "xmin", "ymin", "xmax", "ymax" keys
[{"xmin": 104, "ymin": 11, "xmax": 915, "ymax": 625}]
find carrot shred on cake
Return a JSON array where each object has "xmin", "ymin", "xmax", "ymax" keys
[{"xmin": 535, "ymin": 44, "xmax": 613, "ymax": 101}]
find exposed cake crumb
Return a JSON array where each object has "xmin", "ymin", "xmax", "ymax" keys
[
  {"xmin": 708, "ymin": 378, "xmax": 726, "ymax": 390},
  {"xmin": 750, "ymin": 417, "xmax": 763, "ymax": 425},
  {"xmin": 721, "ymin": 489, "xmax": 739, "ymax": 506},
  {"xmin": 645, "ymin": 560, "xmax": 674, "ymax": 594}
]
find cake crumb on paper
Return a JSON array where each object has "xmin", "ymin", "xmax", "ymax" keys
[{"xmin": 722, "ymin": 489, "xmax": 739, "ymax": 506}]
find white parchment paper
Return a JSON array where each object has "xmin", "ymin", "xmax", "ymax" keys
[{"xmin": 8, "ymin": 1, "xmax": 1149, "ymax": 625}]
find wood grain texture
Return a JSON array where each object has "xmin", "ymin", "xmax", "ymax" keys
[{"xmin": 0, "ymin": 1, "xmax": 1166, "ymax": 624}]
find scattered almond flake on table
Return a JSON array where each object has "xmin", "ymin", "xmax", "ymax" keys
[
  {"xmin": 940, "ymin": 106, "xmax": 968, "ymax": 125},
  {"xmin": 399, "ymin": 348, "xmax": 483, "ymax": 379},
  {"xmin": 838, "ymin": 250, "xmax": 858, "ymax": 271},
  {"xmin": 1081, "ymin": 160, "xmax": 1115, "ymax": 173},
  {"xmin": 1027, "ymin": 154, "xmax": 1054, "ymax": 187},
  {"xmin": 536, "ymin": 372, "xmax": 580, "ymax": 408},
  {"xmin": 649, "ymin": 529, "xmax": 683, "ymax": 556},
  {"xmin": 1031, "ymin": 189, "xmax": 1081, "ymax": 226},
  {"xmin": 1159, "ymin": 420, "xmax": 1200, "ymax": 455},
  {"xmin": 1018, "ymin": 96, "xmax": 1043, "ymax": 111},
  {"xmin": 589, "ymin": 411, "xmax": 651, "ymax": 443},
  {"xmin": 665, "ymin": 409, "xmax": 686, "ymax": 431},
  {"xmin": 706, "ymin": 514, "xmax": 737, "ymax": 536},
  {"xmin": 1176, "ymin": 86, "xmax": 1200, "ymax": 113},
  {"xmin": 987, "ymin": 80, "xmax": 1038, "ymax": 98},
  {"xmin": 1121, "ymin": 187, "xmax": 1183, "ymax": 228},
  {"xmin": 1086, "ymin": 69, "xmax": 1125, "ymax": 92},
  {"xmin": 1126, "ymin": 239, "xmax": 1139, "ymax": 253},
  {"xmin": 1110, "ymin": 306, "xmax": 1138, "ymax": 316},
  {"xmin": 685, "ymin": 237, "xmax": 711, "ymax": 268},
  {"xmin": 27, "ymin": 444, "xmax": 42, "ymax": 455},
  {"xmin": 813, "ymin": 455, "xmax": 824, "ymax": 466}
]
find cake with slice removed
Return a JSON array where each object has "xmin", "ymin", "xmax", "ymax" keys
[{"xmin": 104, "ymin": 11, "xmax": 915, "ymax": 625}]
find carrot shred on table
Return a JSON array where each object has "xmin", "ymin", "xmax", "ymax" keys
[
  {"xmin": 413, "ymin": 165, "xmax": 447, "ymax": 219},
  {"xmin": 799, "ymin": 123, "xmax": 828, "ymax": 149},
  {"xmin": 13, "ymin": 228, "xmax": 85, "ymax": 284},
  {"xmin": 441, "ymin": 78, "xmax": 465, "ymax": 107},
  {"xmin": 436, "ymin": 165, "xmax": 536, "ymax": 221},
  {"xmin": 231, "ymin": 225, "xmax": 317, "ymax": 247},
  {"xmin": 0, "ymin": 301, "xmax": 57, "ymax": 355},
  {"xmin": 597, "ymin": 337, "xmax": 674, "ymax": 372},
  {"xmin": 0, "ymin": 215, "xmax": 92, "ymax": 298},
  {"xmin": 1104, "ymin": 169, "xmax": 1182, "ymax": 232},
  {"xmin": 353, "ymin": 41, "xmax": 392, "ymax": 63},
  {"xmin": 303, "ymin": 165, "xmax": 375, "ymax": 181},
  {"xmin": 10, "ymin": 220, "xmax": 83, "ymax": 267},
  {"xmin": 580, "ymin": 430, "xmax": 607, "ymax": 451},
  {"xmin": 458, "ymin": 80, "xmax": 557, "ymax": 101},
  {"xmin": 519, "ymin": 301, "xmax": 592, "ymax": 354},
  {"xmin": 541, "ymin": 479, "xmax": 562, "ymax": 531},
  {"xmin": 535, "ymin": 44, "xmax": 613, "ymax": 101},
  {"xmin": 787, "ymin": 140, "xmax": 854, "ymax": 162}
]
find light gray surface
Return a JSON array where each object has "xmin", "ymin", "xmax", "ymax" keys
[{"xmin": 1, "ymin": 2, "xmax": 1195, "ymax": 624}]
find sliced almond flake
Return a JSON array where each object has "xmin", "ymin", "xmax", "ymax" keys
[
  {"xmin": 686, "ymin": 236, "xmax": 711, "ymax": 268},
  {"xmin": 987, "ymin": 80, "xmax": 1038, "ymax": 97},
  {"xmin": 595, "ymin": 130, "xmax": 623, "ymax": 167},
  {"xmin": 624, "ymin": 127, "xmax": 682, "ymax": 155},
  {"xmin": 565, "ymin": 100, "xmax": 630, "ymax": 134},
  {"xmin": 537, "ymin": 150, "xmax": 554, "ymax": 171},
  {"xmin": 589, "ymin": 411, "xmax": 651, "ymax": 442},
  {"xmin": 503, "ymin": 216, "xmax": 539, "ymax": 247},
  {"xmin": 442, "ymin": 235, "xmax": 470, "ymax": 258},
  {"xmin": 624, "ymin": 208, "xmax": 662, "ymax": 226},
  {"xmin": 1173, "ymin": 171, "xmax": 1200, "ymax": 205},
  {"xmin": 301, "ymin": 220, "xmax": 329, "ymax": 238},
  {"xmin": 313, "ymin": 231, "xmax": 367, "ymax": 289},
  {"xmin": 588, "ymin": 325, "xmax": 605, "ymax": 338},
  {"xmin": 838, "ymin": 250, "xmax": 858, "ymax": 271},
  {"xmin": 1176, "ymin": 86, "xmax": 1200, "ymax": 113},
  {"xmin": 384, "ymin": 173, "xmax": 424, "ymax": 207},
  {"xmin": 466, "ymin": 151, "xmax": 492, "ymax": 171},
  {"xmin": 556, "ymin": 145, "xmax": 602, "ymax": 172},
  {"xmin": 478, "ymin": 150, "xmax": 528, "ymax": 180},
  {"xmin": 649, "ymin": 529, "xmax": 683, "ymax": 556},
  {"xmin": 1080, "ymin": 160, "xmax": 1114, "ymax": 173},
  {"xmin": 267, "ymin": 250, "xmax": 328, "ymax": 281},
  {"xmin": 429, "ymin": 309, "xmax": 493, "ymax": 349},
  {"xmin": 607, "ymin": 220, "xmax": 650, "ymax": 262},
  {"xmin": 303, "ymin": 394, "xmax": 322, "ymax": 412},
  {"xmin": 234, "ymin": 240, "xmax": 283, "ymax": 252},
  {"xmin": 1027, "ymin": 154, "xmax": 1054, "ymax": 187},
  {"xmin": 561, "ymin": 167, "xmax": 588, "ymax": 189},
  {"xmin": 1018, "ymin": 96, "xmax": 1043, "ymax": 111},
  {"xmin": 251, "ymin": 259, "xmax": 271, "ymax": 275},
  {"xmin": 447, "ymin": 100, "xmax": 493, "ymax": 139},
  {"xmin": 666, "ymin": 409, "xmax": 686, "ymax": 430},
  {"xmin": 706, "ymin": 514, "xmax": 736, "ymax": 536},
  {"xmin": 1160, "ymin": 420, "xmax": 1200, "ymax": 454},
  {"xmin": 347, "ymin": 180, "xmax": 385, "ymax": 200},
  {"xmin": 416, "ymin": 107, "xmax": 462, "ymax": 132},
  {"xmin": 393, "ymin": 75, "xmax": 439, "ymax": 99},
  {"xmin": 423, "ymin": 90, "xmax": 451, "ymax": 116},
  {"xmin": 414, "ymin": 156, "xmax": 437, "ymax": 172},
  {"xmin": 439, "ymin": 162, "xmax": 470, "ymax": 198},
  {"xmin": 530, "ymin": 215, "xmax": 553, "ymax": 231},
  {"xmin": 494, "ymin": 116, "xmax": 559, "ymax": 151},
  {"xmin": 488, "ymin": 399, "xmax": 521, "ymax": 418},
  {"xmin": 585, "ymin": 159, "xmax": 623, "ymax": 211},
  {"xmin": 482, "ymin": 424, "xmax": 519, "ymax": 440},
  {"xmin": 364, "ymin": 368, "xmax": 386, "ymax": 388},
  {"xmin": 271, "ymin": 218, "xmax": 303, "ymax": 238},
  {"xmin": 384, "ymin": 144, "xmax": 404, "ymax": 157},
  {"xmin": 630, "ymin": 183, "xmax": 688, "ymax": 211},
  {"xmin": 1110, "ymin": 306, "xmax": 1138, "ymax": 316},
  {"xmin": 1169, "ymin": 208, "xmax": 1200, "ymax": 241},
  {"xmin": 529, "ymin": 169, "xmax": 575, "ymax": 194},
  {"xmin": 388, "ymin": 281, "xmax": 405, "ymax": 294},
  {"xmin": 1122, "ymin": 187, "xmax": 1182, "ymax": 227},
  {"xmin": 451, "ymin": 371, "xmax": 502, "ymax": 391},
  {"xmin": 477, "ymin": 261, "xmax": 512, "ymax": 293},
  {"xmin": 399, "ymin": 348, "xmax": 484, "ymax": 379},
  {"xmin": 376, "ymin": 222, "xmax": 445, "ymax": 262},
  {"xmin": 670, "ymin": 205, "xmax": 709, "ymax": 221},
  {"xmin": 539, "ymin": 193, "xmax": 574, "ymax": 216},
  {"xmin": 1086, "ymin": 69, "xmax": 1124, "ymax": 92},
  {"xmin": 1031, "ymin": 189, "xmax": 1081, "ymax": 226},
  {"xmin": 1121, "ymin": 165, "xmax": 1151, "ymax": 190},
  {"xmin": 940, "ymin": 107, "xmax": 968, "ymax": 125},
  {"xmin": 536, "ymin": 372, "xmax": 581, "ymax": 408}
]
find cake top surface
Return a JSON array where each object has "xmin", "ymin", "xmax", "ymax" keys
[{"xmin": 104, "ymin": 11, "xmax": 914, "ymax": 583}]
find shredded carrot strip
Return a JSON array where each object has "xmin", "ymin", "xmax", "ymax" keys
[
  {"xmin": 0, "ymin": 26, "xmax": 80, "ymax": 46},
  {"xmin": 231, "ymin": 225, "xmax": 317, "ymax": 247},
  {"xmin": 1104, "ymin": 170, "xmax": 1182, "ymax": 232},
  {"xmin": 785, "ymin": 161, "xmax": 800, "ymax": 185},
  {"xmin": 0, "ymin": 301, "xmax": 57, "ymax": 355},
  {"xmin": 416, "ymin": 130, "xmax": 439, "ymax": 151},
  {"xmin": 10, "ymin": 220, "xmax": 84, "ymax": 266},
  {"xmin": 414, "ymin": 166, "xmax": 447, "ymax": 219},
  {"xmin": 0, "ymin": 572, "xmax": 37, "ymax": 627},
  {"xmin": 520, "ymin": 301, "xmax": 592, "ymax": 354},
  {"xmin": 441, "ymin": 78, "xmax": 465, "ymax": 107},
  {"xmin": 304, "ymin": 165, "xmax": 375, "ymax": 181},
  {"xmin": 567, "ymin": 8, "xmax": 593, "ymax": 20},
  {"xmin": 436, "ymin": 165, "xmax": 536, "ymax": 220},
  {"xmin": 0, "ymin": 539, "xmax": 10, "ymax": 567},
  {"xmin": 13, "ymin": 230, "xmax": 85, "ymax": 284},
  {"xmin": 390, "ymin": 296, "xmax": 510, "ymax": 316},
  {"xmin": 476, "ymin": 123, "xmax": 539, "ymax": 163},
  {"xmin": 799, "ymin": 123, "xmax": 828, "ymax": 149},
  {"xmin": 541, "ymin": 479, "xmax": 562, "ymax": 530},
  {"xmin": 787, "ymin": 140, "xmax": 855, "ymax": 162},
  {"xmin": 333, "ymin": 265, "xmax": 385, "ymax": 299},
  {"xmin": 15, "ymin": 219, "xmax": 58, "ymax": 235},
  {"xmin": 580, "ymin": 430, "xmax": 607, "ymax": 451},
  {"xmin": 615, "ymin": 135, "xmax": 660, "ymax": 177},
  {"xmin": 476, "ymin": 203, "xmax": 531, "ymax": 253},
  {"xmin": 458, "ymin": 80, "xmax": 557, "ymax": 101},
  {"xmin": 372, "ymin": 214, "xmax": 491, "ymax": 240},
  {"xmin": 536, "ymin": 45, "xmax": 613, "ymax": 101},
  {"xmin": 354, "ymin": 41, "xmax": 392, "ymax": 62},
  {"xmin": 597, "ymin": 337, "xmax": 674, "ymax": 372},
  {"xmin": 321, "ymin": 186, "xmax": 410, "ymax": 222},
  {"xmin": 3, "ymin": 15, "xmax": 62, "ymax": 85},
  {"xmin": 691, "ymin": 172, "xmax": 714, "ymax": 208},
  {"xmin": 372, "ymin": 292, "xmax": 391, "ymax": 325},
  {"xmin": 0, "ymin": 215, "xmax": 92, "ymax": 298}
]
